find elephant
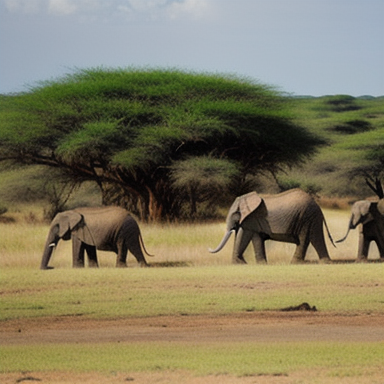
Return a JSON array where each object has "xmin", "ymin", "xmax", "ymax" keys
[
  {"xmin": 40, "ymin": 206, "xmax": 152, "ymax": 269},
  {"xmin": 209, "ymin": 189, "xmax": 334, "ymax": 264},
  {"xmin": 336, "ymin": 199, "xmax": 384, "ymax": 262}
]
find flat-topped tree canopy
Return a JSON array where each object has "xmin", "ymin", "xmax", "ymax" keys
[{"xmin": 0, "ymin": 68, "xmax": 325, "ymax": 221}]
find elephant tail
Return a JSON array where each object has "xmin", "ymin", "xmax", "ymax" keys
[
  {"xmin": 335, "ymin": 216, "xmax": 353, "ymax": 243},
  {"xmin": 323, "ymin": 218, "xmax": 336, "ymax": 248},
  {"xmin": 139, "ymin": 233, "xmax": 154, "ymax": 257}
]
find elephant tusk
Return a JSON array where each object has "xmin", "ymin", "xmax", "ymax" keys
[
  {"xmin": 49, "ymin": 243, "xmax": 56, "ymax": 248},
  {"xmin": 209, "ymin": 230, "xmax": 235, "ymax": 253}
]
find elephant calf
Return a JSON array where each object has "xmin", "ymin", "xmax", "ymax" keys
[
  {"xmin": 210, "ymin": 189, "xmax": 334, "ymax": 264},
  {"xmin": 337, "ymin": 199, "xmax": 384, "ymax": 262},
  {"xmin": 41, "ymin": 206, "xmax": 152, "ymax": 269}
]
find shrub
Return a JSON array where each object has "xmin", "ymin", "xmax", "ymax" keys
[
  {"xmin": 330, "ymin": 119, "xmax": 373, "ymax": 134},
  {"xmin": 324, "ymin": 95, "xmax": 361, "ymax": 112}
]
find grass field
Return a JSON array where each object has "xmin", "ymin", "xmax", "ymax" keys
[
  {"xmin": 1, "ymin": 208, "xmax": 384, "ymax": 383},
  {"xmin": 0, "ymin": 208, "xmax": 381, "ymax": 269}
]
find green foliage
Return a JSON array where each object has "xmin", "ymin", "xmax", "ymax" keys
[
  {"xmin": 282, "ymin": 95, "xmax": 384, "ymax": 197},
  {"xmin": 0, "ymin": 68, "xmax": 322, "ymax": 221},
  {"xmin": 170, "ymin": 156, "xmax": 240, "ymax": 217},
  {"xmin": 322, "ymin": 94, "xmax": 361, "ymax": 112},
  {"xmin": 329, "ymin": 119, "xmax": 373, "ymax": 134}
]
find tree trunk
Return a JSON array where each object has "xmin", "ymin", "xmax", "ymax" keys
[{"xmin": 146, "ymin": 187, "xmax": 163, "ymax": 222}]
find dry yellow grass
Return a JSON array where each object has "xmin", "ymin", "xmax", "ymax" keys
[{"xmin": 0, "ymin": 208, "xmax": 380, "ymax": 269}]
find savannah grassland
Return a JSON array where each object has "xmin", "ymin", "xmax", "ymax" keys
[
  {"xmin": 1, "ymin": 207, "xmax": 384, "ymax": 384},
  {"xmin": 1, "ymin": 95, "xmax": 384, "ymax": 383}
]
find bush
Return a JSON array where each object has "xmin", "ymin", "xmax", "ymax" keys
[
  {"xmin": 324, "ymin": 95, "xmax": 361, "ymax": 112},
  {"xmin": 330, "ymin": 119, "xmax": 372, "ymax": 134},
  {"xmin": 0, "ymin": 204, "xmax": 7, "ymax": 216}
]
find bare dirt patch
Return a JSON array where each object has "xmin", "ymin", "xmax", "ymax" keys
[
  {"xmin": 3, "ymin": 370, "xmax": 384, "ymax": 384},
  {"xmin": 0, "ymin": 311, "xmax": 384, "ymax": 345},
  {"xmin": 2, "ymin": 311, "xmax": 384, "ymax": 345},
  {"xmin": 1, "ymin": 312, "xmax": 384, "ymax": 384}
]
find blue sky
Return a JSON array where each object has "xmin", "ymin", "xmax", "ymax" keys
[{"xmin": 1, "ymin": 0, "xmax": 383, "ymax": 96}]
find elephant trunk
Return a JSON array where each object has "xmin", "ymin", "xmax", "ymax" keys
[
  {"xmin": 40, "ymin": 243, "xmax": 56, "ymax": 269},
  {"xmin": 40, "ymin": 229, "xmax": 59, "ymax": 270},
  {"xmin": 336, "ymin": 216, "xmax": 354, "ymax": 243},
  {"xmin": 336, "ymin": 228, "xmax": 350, "ymax": 243},
  {"xmin": 209, "ymin": 230, "xmax": 234, "ymax": 253}
]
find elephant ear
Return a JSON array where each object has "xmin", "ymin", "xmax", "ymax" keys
[
  {"xmin": 73, "ymin": 221, "xmax": 96, "ymax": 246},
  {"xmin": 352, "ymin": 200, "xmax": 372, "ymax": 227},
  {"xmin": 357, "ymin": 200, "xmax": 371, "ymax": 217},
  {"xmin": 57, "ymin": 211, "xmax": 83, "ymax": 238},
  {"xmin": 238, "ymin": 192, "xmax": 262, "ymax": 223}
]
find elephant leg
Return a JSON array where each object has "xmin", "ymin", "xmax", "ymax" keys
[
  {"xmin": 251, "ymin": 233, "xmax": 267, "ymax": 264},
  {"xmin": 116, "ymin": 217, "xmax": 148, "ymax": 267},
  {"xmin": 375, "ymin": 234, "xmax": 384, "ymax": 259},
  {"xmin": 356, "ymin": 232, "xmax": 370, "ymax": 262},
  {"xmin": 127, "ymin": 237, "xmax": 148, "ymax": 267},
  {"xmin": 116, "ymin": 242, "xmax": 128, "ymax": 268},
  {"xmin": 376, "ymin": 240, "xmax": 384, "ymax": 260},
  {"xmin": 72, "ymin": 237, "xmax": 85, "ymax": 268},
  {"xmin": 85, "ymin": 244, "xmax": 98, "ymax": 268},
  {"xmin": 311, "ymin": 238, "xmax": 332, "ymax": 263},
  {"xmin": 232, "ymin": 228, "xmax": 252, "ymax": 264},
  {"xmin": 309, "ymin": 220, "xmax": 332, "ymax": 263},
  {"xmin": 372, "ymin": 223, "xmax": 384, "ymax": 259},
  {"xmin": 291, "ymin": 229, "xmax": 310, "ymax": 264}
]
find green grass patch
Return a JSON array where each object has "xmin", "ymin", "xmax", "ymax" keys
[
  {"xmin": 2, "ymin": 342, "xmax": 383, "ymax": 377},
  {"xmin": 1, "ymin": 264, "xmax": 383, "ymax": 321}
]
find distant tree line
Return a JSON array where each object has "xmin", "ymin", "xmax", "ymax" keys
[{"xmin": 0, "ymin": 68, "xmax": 324, "ymax": 221}]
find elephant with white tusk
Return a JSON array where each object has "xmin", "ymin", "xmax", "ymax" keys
[
  {"xmin": 209, "ymin": 189, "xmax": 334, "ymax": 264},
  {"xmin": 40, "ymin": 206, "xmax": 152, "ymax": 269},
  {"xmin": 337, "ymin": 199, "xmax": 384, "ymax": 262}
]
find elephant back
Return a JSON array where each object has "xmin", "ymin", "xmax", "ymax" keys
[
  {"xmin": 263, "ymin": 189, "xmax": 319, "ymax": 234},
  {"xmin": 73, "ymin": 206, "xmax": 130, "ymax": 247}
]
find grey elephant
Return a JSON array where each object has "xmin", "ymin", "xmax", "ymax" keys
[
  {"xmin": 40, "ymin": 206, "xmax": 151, "ymax": 269},
  {"xmin": 209, "ymin": 189, "xmax": 334, "ymax": 264},
  {"xmin": 337, "ymin": 199, "xmax": 384, "ymax": 262}
]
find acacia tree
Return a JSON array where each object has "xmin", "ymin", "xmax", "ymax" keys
[{"xmin": 0, "ymin": 68, "xmax": 324, "ymax": 221}]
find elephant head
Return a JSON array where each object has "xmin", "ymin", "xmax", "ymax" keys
[
  {"xmin": 40, "ymin": 211, "xmax": 95, "ymax": 270},
  {"xmin": 209, "ymin": 192, "xmax": 262, "ymax": 253},
  {"xmin": 337, "ymin": 200, "xmax": 378, "ymax": 243}
]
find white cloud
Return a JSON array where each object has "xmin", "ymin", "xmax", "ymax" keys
[
  {"xmin": 3, "ymin": 0, "xmax": 44, "ymax": 13},
  {"xmin": 48, "ymin": 0, "xmax": 77, "ymax": 15},
  {"xmin": 3, "ymin": 0, "xmax": 103, "ymax": 15},
  {"xmin": 2, "ymin": 0, "xmax": 215, "ymax": 20},
  {"xmin": 117, "ymin": 0, "xmax": 172, "ymax": 20},
  {"xmin": 126, "ymin": 0, "xmax": 168, "ymax": 13},
  {"xmin": 116, "ymin": 0, "xmax": 215, "ymax": 21},
  {"xmin": 167, "ymin": 0, "xmax": 213, "ymax": 20}
]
